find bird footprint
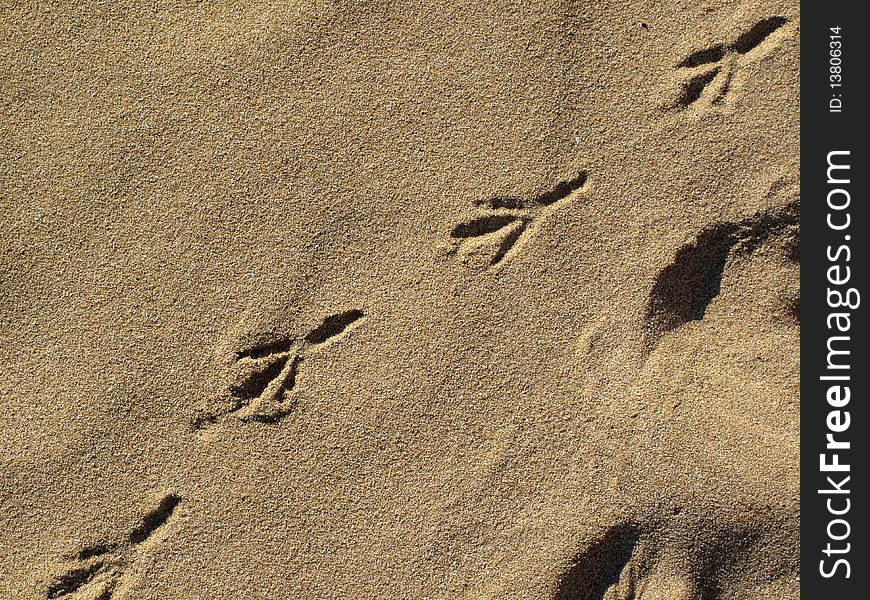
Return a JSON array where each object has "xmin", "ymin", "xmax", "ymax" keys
[
  {"xmin": 448, "ymin": 172, "xmax": 587, "ymax": 269},
  {"xmin": 194, "ymin": 310, "xmax": 366, "ymax": 428},
  {"xmin": 666, "ymin": 16, "xmax": 791, "ymax": 112},
  {"xmin": 45, "ymin": 495, "xmax": 181, "ymax": 599}
]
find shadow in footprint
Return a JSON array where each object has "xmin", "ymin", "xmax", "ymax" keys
[
  {"xmin": 676, "ymin": 44, "xmax": 725, "ymax": 68},
  {"xmin": 730, "ymin": 16, "xmax": 789, "ymax": 55}
]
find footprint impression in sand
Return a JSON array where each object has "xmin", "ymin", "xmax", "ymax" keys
[{"xmin": 194, "ymin": 309, "xmax": 366, "ymax": 428}]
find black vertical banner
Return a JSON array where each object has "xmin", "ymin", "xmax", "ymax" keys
[{"xmin": 802, "ymin": 1, "xmax": 868, "ymax": 597}]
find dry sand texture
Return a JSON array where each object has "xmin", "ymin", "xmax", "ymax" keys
[{"xmin": 1, "ymin": 0, "xmax": 799, "ymax": 598}]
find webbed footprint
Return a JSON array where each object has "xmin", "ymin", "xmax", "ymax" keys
[
  {"xmin": 448, "ymin": 172, "xmax": 587, "ymax": 270},
  {"xmin": 662, "ymin": 15, "xmax": 793, "ymax": 113},
  {"xmin": 195, "ymin": 310, "xmax": 366, "ymax": 428},
  {"xmin": 45, "ymin": 494, "xmax": 181, "ymax": 599}
]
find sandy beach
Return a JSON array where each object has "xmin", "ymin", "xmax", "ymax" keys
[{"xmin": 1, "ymin": 0, "xmax": 799, "ymax": 597}]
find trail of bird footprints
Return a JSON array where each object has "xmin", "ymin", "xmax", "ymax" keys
[
  {"xmin": 40, "ymin": 8, "xmax": 798, "ymax": 598},
  {"xmin": 45, "ymin": 495, "xmax": 181, "ymax": 599},
  {"xmin": 667, "ymin": 16, "xmax": 791, "ymax": 112},
  {"xmin": 194, "ymin": 309, "xmax": 366, "ymax": 428},
  {"xmin": 448, "ymin": 171, "xmax": 588, "ymax": 268}
]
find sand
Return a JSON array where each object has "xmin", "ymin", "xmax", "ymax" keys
[{"xmin": 1, "ymin": 0, "xmax": 799, "ymax": 598}]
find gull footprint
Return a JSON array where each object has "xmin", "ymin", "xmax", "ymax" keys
[
  {"xmin": 194, "ymin": 309, "xmax": 366, "ymax": 428},
  {"xmin": 45, "ymin": 495, "xmax": 181, "ymax": 599},
  {"xmin": 666, "ymin": 16, "xmax": 791, "ymax": 112},
  {"xmin": 448, "ymin": 171, "xmax": 587, "ymax": 269}
]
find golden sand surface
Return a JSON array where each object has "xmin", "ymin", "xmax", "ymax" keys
[{"xmin": 1, "ymin": 1, "xmax": 799, "ymax": 598}]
